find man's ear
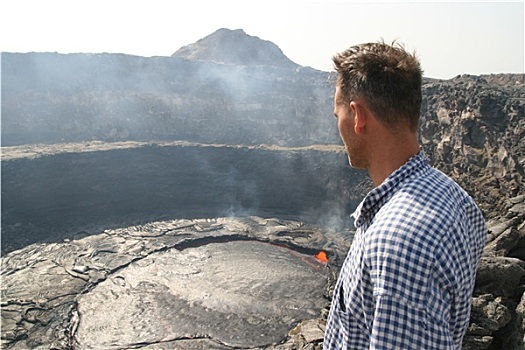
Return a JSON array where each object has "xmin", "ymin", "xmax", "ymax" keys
[{"xmin": 350, "ymin": 101, "xmax": 367, "ymax": 134}]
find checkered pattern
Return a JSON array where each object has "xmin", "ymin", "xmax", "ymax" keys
[{"xmin": 323, "ymin": 152, "xmax": 487, "ymax": 350}]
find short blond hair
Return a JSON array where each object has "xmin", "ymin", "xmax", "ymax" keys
[{"xmin": 332, "ymin": 41, "xmax": 423, "ymax": 132}]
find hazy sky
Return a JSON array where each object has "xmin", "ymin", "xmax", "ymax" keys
[{"xmin": 1, "ymin": 0, "xmax": 523, "ymax": 79}]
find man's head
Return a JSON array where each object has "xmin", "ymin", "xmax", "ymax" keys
[
  {"xmin": 332, "ymin": 41, "xmax": 423, "ymax": 132},
  {"xmin": 332, "ymin": 41, "xmax": 423, "ymax": 178}
]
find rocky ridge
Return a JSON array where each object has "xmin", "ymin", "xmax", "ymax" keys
[
  {"xmin": 172, "ymin": 28, "xmax": 299, "ymax": 69},
  {"xmin": 420, "ymin": 73, "xmax": 525, "ymax": 216}
]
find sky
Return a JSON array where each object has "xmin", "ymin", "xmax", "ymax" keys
[{"xmin": 1, "ymin": 0, "xmax": 523, "ymax": 79}]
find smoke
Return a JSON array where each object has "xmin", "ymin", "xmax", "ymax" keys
[
  {"xmin": 1, "ymin": 52, "xmax": 339, "ymax": 147},
  {"xmin": 1, "ymin": 52, "xmax": 364, "ymax": 254}
]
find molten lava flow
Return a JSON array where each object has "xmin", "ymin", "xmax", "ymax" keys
[
  {"xmin": 315, "ymin": 251, "xmax": 328, "ymax": 263},
  {"xmin": 267, "ymin": 242, "xmax": 328, "ymax": 270}
]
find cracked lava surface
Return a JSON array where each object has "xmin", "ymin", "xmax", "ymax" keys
[{"xmin": 2, "ymin": 217, "xmax": 350, "ymax": 349}]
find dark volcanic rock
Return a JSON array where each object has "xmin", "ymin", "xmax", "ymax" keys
[
  {"xmin": 475, "ymin": 256, "xmax": 525, "ymax": 299},
  {"xmin": 465, "ymin": 195, "xmax": 525, "ymax": 349},
  {"xmin": 420, "ymin": 74, "xmax": 525, "ymax": 216}
]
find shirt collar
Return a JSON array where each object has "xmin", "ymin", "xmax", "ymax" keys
[{"xmin": 352, "ymin": 151, "xmax": 430, "ymax": 228}]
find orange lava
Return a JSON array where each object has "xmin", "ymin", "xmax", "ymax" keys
[{"xmin": 315, "ymin": 251, "xmax": 328, "ymax": 263}]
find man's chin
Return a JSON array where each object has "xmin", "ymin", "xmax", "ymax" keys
[{"xmin": 347, "ymin": 155, "xmax": 366, "ymax": 170}]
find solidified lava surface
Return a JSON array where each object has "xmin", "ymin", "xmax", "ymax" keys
[
  {"xmin": 1, "ymin": 217, "xmax": 351, "ymax": 349},
  {"xmin": 73, "ymin": 240, "xmax": 327, "ymax": 349}
]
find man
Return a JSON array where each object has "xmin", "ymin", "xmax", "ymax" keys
[{"xmin": 323, "ymin": 42, "xmax": 487, "ymax": 349}]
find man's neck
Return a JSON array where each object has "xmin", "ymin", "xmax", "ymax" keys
[{"xmin": 367, "ymin": 132, "xmax": 420, "ymax": 187}]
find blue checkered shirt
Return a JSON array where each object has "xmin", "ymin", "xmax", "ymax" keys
[{"xmin": 324, "ymin": 152, "xmax": 486, "ymax": 349}]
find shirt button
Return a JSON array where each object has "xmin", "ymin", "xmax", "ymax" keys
[{"xmin": 420, "ymin": 321, "xmax": 427, "ymax": 330}]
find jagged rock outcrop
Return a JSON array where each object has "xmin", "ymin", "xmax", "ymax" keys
[
  {"xmin": 420, "ymin": 74, "xmax": 525, "ymax": 216},
  {"xmin": 464, "ymin": 195, "xmax": 525, "ymax": 349}
]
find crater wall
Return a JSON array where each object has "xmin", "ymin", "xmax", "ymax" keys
[{"xmin": 1, "ymin": 144, "xmax": 366, "ymax": 254}]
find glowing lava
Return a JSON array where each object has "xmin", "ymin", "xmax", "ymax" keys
[{"xmin": 315, "ymin": 251, "xmax": 328, "ymax": 263}]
